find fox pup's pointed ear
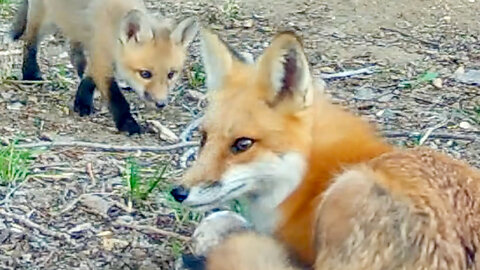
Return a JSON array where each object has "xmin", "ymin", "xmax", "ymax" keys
[
  {"xmin": 200, "ymin": 29, "xmax": 234, "ymax": 91},
  {"xmin": 258, "ymin": 32, "xmax": 313, "ymax": 109},
  {"xmin": 171, "ymin": 17, "xmax": 199, "ymax": 48},
  {"xmin": 119, "ymin": 10, "xmax": 153, "ymax": 44}
]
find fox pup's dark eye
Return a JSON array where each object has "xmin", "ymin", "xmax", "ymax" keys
[
  {"xmin": 231, "ymin": 137, "xmax": 254, "ymax": 154},
  {"xmin": 167, "ymin": 70, "xmax": 177, "ymax": 80},
  {"xmin": 139, "ymin": 70, "xmax": 152, "ymax": 79}
]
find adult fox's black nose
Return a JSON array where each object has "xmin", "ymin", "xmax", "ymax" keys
[{"xmin": 170, "ymin": 185, "xmax": 189, "ymax": 202}]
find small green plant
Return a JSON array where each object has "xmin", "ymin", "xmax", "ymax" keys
[
  {"xmin": 222, "ymin": 0, "xmax": 240, "ymax": 19},
  {"xmin": 0, "ymin": 142, "xmax": 34, "ymax": 184},
  {"xmin": 188, "ymin": 62, "xmax": 206, "ymax": 88},
  {"xmin": 124, "ymin": 157, "xmax": 168, "ymax": 202},
  {"xmin": 399, "ymin": 71, "xmax": 438, "ymax": 89},
  {"xmin": 170, "ymin": 239, "xmax": 184, "ymax": 259}
]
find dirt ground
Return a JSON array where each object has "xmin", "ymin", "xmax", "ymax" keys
[{"xmin": 0, "ymin": 0, "xmax": 479, "ymax": 269}]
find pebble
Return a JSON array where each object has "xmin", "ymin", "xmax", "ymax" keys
[
  {"xmin": 459, "ymin": 121, "xmax": 472, "ymax": 129},
  {"xmin": 432, "ymin": 78, "xmax": 443, "ymax": 88}
]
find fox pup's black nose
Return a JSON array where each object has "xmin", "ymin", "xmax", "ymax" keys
[
  {"xmin": 171, "ymin": 185, "xmax": 189, "ymax": 202},
  {"xmin": 155, "ymin": 100, "xmax": 167, "ymax": 109}
]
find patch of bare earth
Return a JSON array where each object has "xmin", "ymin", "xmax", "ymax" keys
[{"xmin": 0, "ymin": 0, "xmax": 478, "ymax": 269}]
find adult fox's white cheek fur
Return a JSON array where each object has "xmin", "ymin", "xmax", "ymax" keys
[{"xmin": 183, "ymin": 152, "xmax": 306, "ymax": 231}]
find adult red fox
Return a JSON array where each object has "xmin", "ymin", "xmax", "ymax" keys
[
  {"xmin": 11, "ymin": 0, "xmax": 198, "ymax": 134},
  {"xmin": 172, "ymin": 29, "xmax": 480, "ymax": 269}
]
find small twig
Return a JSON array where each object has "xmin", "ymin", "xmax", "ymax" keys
[
  {"xmin": 319, "ymin": 66, "xmax": 377, "ymax": 80},
  {"xmin": 112, "ymin": 220, "xmax": 190, "ymax": 242},
  {"xmin": 418, "ymin": 117, "xmax": 450, "ymax": 146},
  {"xmin": 379, "ymin": 27, "xmax": 440, "ymax": 49},
  {"xmin": 2, "ymin": 79, "xmax": 52, "ymax": 85},
  {"xmin": 180, "ymin": 117, "xmax": 204, "ymax": 142},
  {"xmin": 383, "ymin": 131, "xmax": 478, "ymax": 141},
  {"xmin": 0, "ymin": 208, "xmax": 75, "ymax": 245},
  {"xmin": 0, "ymin": 49, "xmax": 22, "ymax": 56},
  {"xmin": 14, "ymin": 140, "xmax": 199, "ymax": 152},
  {"xmin": 86, "ymin": 163, "xmax": 96, "ymax": 187}
]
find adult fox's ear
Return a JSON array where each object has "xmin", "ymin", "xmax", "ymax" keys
[
  {"xmin": 200, "ymin": 28, "xmax": 234, "ymax": 91},
  {"xmin": 257, "ymin": 31, "xmax": 313, "ymax": 110},
  {"xmin": 171, "ymin": 17, "xmax": 199, "ymax": 48},
  {"xmin": 119, "ymin": 10, "xmax": 153, "ymax": 44}
]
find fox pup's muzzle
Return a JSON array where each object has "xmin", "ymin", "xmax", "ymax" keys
[{"xmin": 171, "ymin": 185, "xmax": 190, "ymax": 202}]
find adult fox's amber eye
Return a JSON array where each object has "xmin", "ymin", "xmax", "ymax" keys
[
  {"xmin": 231, "ymin": 137, "xmax": 254, "ymax": 154},
  {"xmin": 139, "ymin": 70, "xmax": 152, "ymax": 79}
]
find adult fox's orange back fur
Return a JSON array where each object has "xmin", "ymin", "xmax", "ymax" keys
[
  {"xmin": 172, "ymin": 29, "xmax": 480, "ymax": 270},
  {"xmin": 12, "ymin": 0, "xmax": 198, "ymax": 134}
]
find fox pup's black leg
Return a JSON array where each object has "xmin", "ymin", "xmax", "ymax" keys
[
  {"xmin": 74, "ymin": 76, "xmax": 96, "ymax": 116},
  {"xmin": 22, "ymin": 39, "xmax": 42, "ymax": 81},
  {"xmin": 108, "ymin": 79, "xmax": 142, "ymax": 135},
  {"xmin": 69, "ymin": 41, "xmax": 87, "ymax": 78}
]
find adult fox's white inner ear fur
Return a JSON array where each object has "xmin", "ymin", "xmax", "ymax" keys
[
  {"xmin": 257, "ymin": 33, "xmax": 314, "ymax": 109},
  {"xmin": 183, "ymin": 152, "xmax": 307, "ymax": 231}
]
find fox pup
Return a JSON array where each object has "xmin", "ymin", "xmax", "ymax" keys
[
  {"xmin": 172, "ymin": 29, "xmax": 480, "ymax": 270},
  {"xmin": 11, "ymin": 0, "xmax": 198, "ymax": 134}
]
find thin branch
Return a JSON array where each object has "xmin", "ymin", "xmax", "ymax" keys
[
  {"xmin": 319, "ymin": 66, "xmax": 377, "ymax": 80},
  {"xmin": 112, "ymin": 220, "xmax": 190, "ymax": 242},
  {"xmin": 14, "ymin": 141, "xmax": 199, "ymax": 152},
  {"xmin": 380, "ymin": 27, "xmax": 440, "ymax": 49},
  {"xmin": 383, "ymin": 131, "xmax": 478, "ymax": 141},
  {"xmin": 2, "ymin": 79, "xmax": 52, "ymax": 85},
  {"xmin": 0, "ymin": 208, "xmax": 75, "ymax": 245}
]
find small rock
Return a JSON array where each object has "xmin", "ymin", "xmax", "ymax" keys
[
  {"xmin": 378, "ymin": 93, "xmax": 395, "ymax": 102},
  {"xmin": 81, "ymin": 194, "xmax": 114, "ymax": 218},
  {"xmin": 7, "ymin": 102, "xmax": 23, "ymax": 110},
  {"xmin": 454, "ymin": 69, "xmax": 480, "ymax": 85},
  {"xmin": 242, "ymin": 19, "xmax": 254, "ymax": 28},
  {"xmin": 354, "ymin": 88, "xmax": 376, "ymax": 101},
  {"xmin": 459, "ymin": 121, "xmax": 472, "ymax": 129},
  {"xmin": 432, "ymin": 78, "xmax": 443, "ymax": 88},
  {"xmin": 320, "ymin": 67, "xmax": 335, "ymax": 73}
]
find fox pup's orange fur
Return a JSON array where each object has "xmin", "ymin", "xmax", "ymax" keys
[
  {"xmin": 12, "ymin": 0, "xmax": 198, "ymax": 134},
  {"xmin": 172, "ymin": 29, "xmax": 480, "ymax": 270}
]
